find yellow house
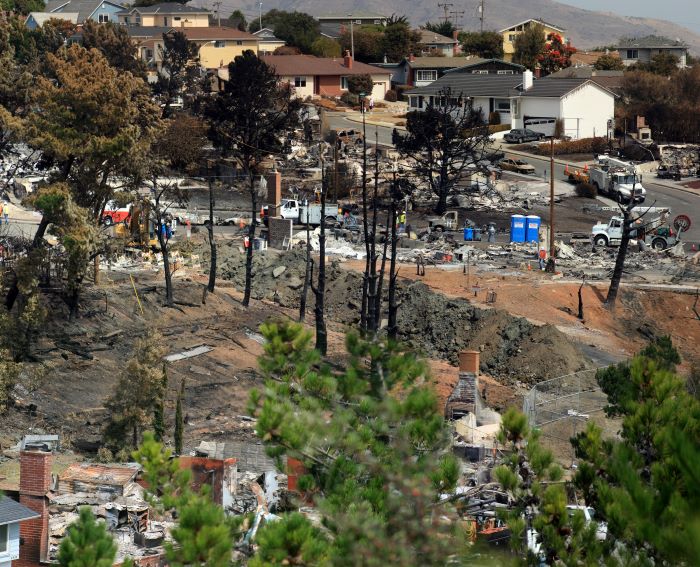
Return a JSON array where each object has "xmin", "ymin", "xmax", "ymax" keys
[
  {"xmin": 181, "ymin": 27, "xmax": 259, "ymax": 69},
  {"xmin": 117, "ymin": 2, "xmax": 211, "ymax": 28},
  {"xmin": 500, "ymin": 18, "xmax": 566, "ymax": 62}
]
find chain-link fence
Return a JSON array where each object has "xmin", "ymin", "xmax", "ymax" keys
[{"xmin": 523, "ymin": 369, "xmax": 621, "ymax": 464}]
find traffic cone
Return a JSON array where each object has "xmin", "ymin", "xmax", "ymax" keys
[
  {"xmin": 583, "ymin": 164, "xmax": 589, "ymax": 172},
  {"xmin": 564, "ymin": 164, "xmax": 570, "ymax": 176}
]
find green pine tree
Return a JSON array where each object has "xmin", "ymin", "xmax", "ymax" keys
[
  {"xmin": 572, "ymin": 340, "xmax": 700, "ymax": 564},
  {"xmin": 174, "ymin": 378, "xmax": 184, "ymax": 454},
  {"xmin": 248, "ymin": 321, "xmax": 474, "ymax": 565},
  {"xmin": 152, "ymin": 363, "xmax": 168, "ymax": 442},
  {"xmin": 57, "ymin": 507, "xmax": 122, "ymax": 567}
]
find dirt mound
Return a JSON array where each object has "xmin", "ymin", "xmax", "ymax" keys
[{"xmin": 213, "ymin": 244, "xmax": 587, "ymax": 385}]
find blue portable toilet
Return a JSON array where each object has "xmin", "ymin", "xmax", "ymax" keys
[
  {"xmin": 510, "ymin": 215, "xmax": 526, "ymax": 243},
  {"xmin": 525, "ymin": 215, "xmax": 541, "ymax": 243},
  {"xmin": 463, "ymin": 227, "xmax": 473, "ymax": 241}
]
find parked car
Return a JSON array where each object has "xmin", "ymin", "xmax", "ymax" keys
[
  {"xmin": 503, "ymin": 128, "xmax": 546, "ymax": 144},
  {"xmin": 499, "ymin": 158, "xmax": 536, "ymax": 174}
]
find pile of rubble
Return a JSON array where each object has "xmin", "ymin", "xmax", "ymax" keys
[{"xmin": 659, "ymin": 144, "xmax": 700, "ymax": 177}]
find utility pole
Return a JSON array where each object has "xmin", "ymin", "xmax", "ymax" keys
[
  {"xmin": 213, "ymin": 1, "xmax": 221, "ymax": 27},
  {"xmin": 548, "ymin": 137, "xmax": 556, "ymax": 272},
  {"xmin": 259, "ymin": 1, "xmax": 262, "ymax": 31},
  {"xmin": 479, "ymin": 0, "xmax": 485, "ymax": 32},
  {"xmin": 348, "ymin": 14, "xmax": 354, "ymax": 59},
  {"xmin": 437, "ymin": 2, "xmax": 453, "ymax": 23},
  {"xmin": 450, "ymin": 10, "xmax": 465, "ymax": 28}
]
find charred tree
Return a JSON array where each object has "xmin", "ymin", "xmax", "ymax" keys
[
  {"xmin": 312, "ymin": 153, "xmax": 328, "ymax": 354},
  {"xmin": 393, "ymin": 89, "xmax": 492, "ymax": 214},
  {"xmin": 206, "ymin": 175, "xmax": 217, "ymax": 293}
]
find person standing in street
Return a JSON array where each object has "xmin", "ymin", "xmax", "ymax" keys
[{"xmin": 538, "ymin": 248, "xmax": 546, "ymax": 270}]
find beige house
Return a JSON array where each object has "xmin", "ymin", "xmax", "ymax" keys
[
  {"xmin": 181, "ymin": 27, "xmax": 259, "ymax": 69},
  {"xmin": 117, "ymin": 2, "xmax": 211, "ymax": 28},
  {"xmin": 253, "ymin": 28, "xmax": 286, "ymax": 55},
  {"xmin": 500, "ymin": 18, "xmax": 566, "ymax": 62}
]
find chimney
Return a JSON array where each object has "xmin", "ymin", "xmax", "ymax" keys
[
  {"xmin": 408, "ymin": 52, "xmax": 415, "ymax": 62},
  {"xmin": 266, "ymin": 170, "xmax": 282, "ymax": 217},
  {"xmin": 523, "ymin": 69, "xmax": 534, "ymax": 90},
  {"xmin": 18, "ymin": 448, "xmax": 53, "ymax": 566},
  {"xmin": 458, "ymin": 350, "xmax": 480, "ymax": 374},
  {"xmin": 343, "ymin": 50, "xmax": 352, "ymax": 69},
  {"xmin": 445, "ymin": 350, "xmax": 480, "ymax": 420}
]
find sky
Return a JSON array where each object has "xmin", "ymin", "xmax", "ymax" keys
[{"xmin": 561, "ymin": 0, "xmax": 700, "ymax": 34}]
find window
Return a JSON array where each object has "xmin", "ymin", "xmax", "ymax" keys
[
  {"xmin": 0, "ymin": 524, "xmax": 7, "ymax": 553},
  {"xmin": 146, "ymin": 48, "xmax": 153, "ymax": 59},
  {"xmin": 294, "ymin": 76, "xmax": 306, "ymax": 87},
  {"xmin": 355, "ymin": 19, "xmax": 361, "ymax": 24},
  {"xmin": 415, "ymin": 70, "xmax": 437, "ymax": 82},
  {"xmin": 98, "ymin": 13, "xmax": 109, "ymax": 23},
  {"xmin": 123, "ymin": 16, "xmax": 129, "ymax": 24},
  {"xmin": 341, "ymin": 76, "xmax": 349, "ymax": 89},
  {"xmin": 509, "ymin": 34, "xmax": 516, "ymax": 41},
  {"xmin": 495, "ymin": 99, "xmax": 510, "ymax": 111},
  {"xmin": 410, "ymin": 96, "xmax": 418, "ymax": 108},
  {"xmin": 471, "ymin": 69, "xmax": 489, "ymax": 74},
  {"xmin": 214, "ymin": 40, "xmax": 225, "ymax": 48},
  {"xmin": 497, "ymin": 69, "xmax": 514, "ymax": 74},
  {"xmin": 135, "ymin": 15, "xmax": 141, "ymax": 24},
  {"xmin": 626, "ymin": 49, "xmax": 638, "ymax": 59},
  {"xmin": 163, "ymin": 17, "xmax": 168, "ymax": 26},
  {"xmin": 236, "ymin": 40, "xmax": 243, "ymax": 45},
  {"xmin": 373, "ymin": 19, "xmax": 380, "ymax": 24},
  {"xmin": 174, "ymin": 16, "xmax": 180, "ymax": 21}
]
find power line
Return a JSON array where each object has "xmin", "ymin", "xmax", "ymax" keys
[
  {"xmin": 437, "ymin": 2, "xmax": 454, "ymax": 23},
  {"xmin": 449, "ymin": 10, "xmax": 465, "ymax": 28},
  {"xmin": 478, "ymin": 0, "xmax": 485, "ymax": 32}
]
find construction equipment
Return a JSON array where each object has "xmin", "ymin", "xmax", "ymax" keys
[
  {"xmin": 588, "ymin": 156, "xmax": 647, "ymax": 204},
  {"xmin": 591, "ymin": 208, "xmax": 691, "ymax": 250},
  {"xmin": 427, "ymin": 210, "xmax": 459, "ymax": 232}
]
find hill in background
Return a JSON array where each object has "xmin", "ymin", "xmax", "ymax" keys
[{"xmin": 228, "ymin": 0, "xmax": 700, "ymax": 53}]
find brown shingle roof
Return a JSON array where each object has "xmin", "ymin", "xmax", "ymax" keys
[
  {"xmin": 58, "ymin": 463, "xmax": 138, "ymax": 494},
  {"xmin": 417, "ymin": 29, "xmax": 457, "ymax": 45},
  {"xmin": 261, "ymin": 55, "xmax": 389, "ymax": 77},
  {"xmin": 570, "ymin": 51, "xmax": 619, "ymax": 66},
  {"xmin": 179, "ymin": 26, "xmax": 258, "ymax": 41}
]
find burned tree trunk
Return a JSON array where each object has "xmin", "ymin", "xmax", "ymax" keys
[
  {"xmin": 360, "ymin": 114, "xmax": 370, "ymax": 332},
  {"xmin": 157, "ymin": 222, "xmax": 174, "ymax": 307},
  {"xmin": 299, "ymin": 210, "xmax": 311, "ymax": 322},
  {"xmin": 207, "ymin": 176, "xmax": 217, "ymax": 293},
  {"xmin": 375, "ymin": 209, "xmax": 390, "ymax": 330},
  {"xmin": 606, "ymin": 207, "xmax": 632, "ymax": 307},
  {"xmin": 242, "ymin": 172, "xmax": 256, "ymax": 307},
  {"xmin": 577, "ymin": 276, "xmax": 585, "ymax": 320},
  {"xmin": 388, "ymin": 200, "xmax": 399, "ymax": 340},
  {"xmin": 366, "ymin": 132, "xmax": 380, "ymax": 334},
  {"xmin": 313, "ymin": 162, "xmax": 328, "ymax": 354}
]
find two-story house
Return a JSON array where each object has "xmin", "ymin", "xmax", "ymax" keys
[
  {"xmin": 0, "ymin": 496, "xmax": 40, "ymax": 567},
  {"xmin": 616, "ymin": 36, "xmax": 688, "ymax": 68},
  {"xmin": 500, "ymin": 18, "xmax": 566, "ymax": 62},
  {"xmin": 44, "ymin": 0, "xmax": 125, "ymax": 24},
  {"xmin": 117, "ymin": 2, "xmax": 210, "ymax": 28},
  {"xmin": 253, "ymin": 27, "xmax": 286, "ymax": 55}
]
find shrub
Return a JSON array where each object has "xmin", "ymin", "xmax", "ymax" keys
[
  {"xmin": 575, "ymin": 182, "xmax": 597, "ymax": 198},
  {"xmin": 488, "ymin": 111, "xmax": 501, "ymax": 125},
  {"xmin": 384, "ymin": 89, "xmax": 398, "ymax": 102},
  {"xmin": 529, "ymin": 137, "xmax": 609, "ymax": 156},
  {"xmin": 395, "ymin": 84, "xmax": 411, "ymax": 101}
]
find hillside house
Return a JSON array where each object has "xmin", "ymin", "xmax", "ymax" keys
[
  {"xmin": 416, "ymin": 28, "xmax": 458, "ymax": 57},
  {"xmin": 500, "ymin": 18, "xmax": 566, "ymax": 62},
  {"xmin": 616, "ymin": 36, "xmax": 688, "ymax": 68},
  {"xmin": 25, "ymin": 11, "xmax": 79, "ymax": 29},
  {"xmin": 0, "ymin": 496, "xmax": 39, "ymax": 567},
  {"xmin": 44, "ymin": 0, "xmax": 124, "ymax": 24},
  {"xmin": 117, "ymin": 2, "xmax": 210, "ymax": 28}
]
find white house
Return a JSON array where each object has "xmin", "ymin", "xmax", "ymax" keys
[
  {"xmin": 511, "ymin": 71, "xmax": 616, "ymax": 139},
  {"xmin": 0, "ymin": 496, "xmax": 40, "ymax": 567},
  {"xmin": 406, "ymin": 69, "xmax": 616, "ymax": 140}
]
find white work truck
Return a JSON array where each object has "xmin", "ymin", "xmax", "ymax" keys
[
  {"xmin": 278, "ymin": 199, "xmax": 343, "ymax": 226},
  {"xmin": 591, "ymin": 208, "xmax": 690, "ymax": 250},
  {"xmin": 589, "ymin": 156, "xmax": 647, "ymax": 204}
]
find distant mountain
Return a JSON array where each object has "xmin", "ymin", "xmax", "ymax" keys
[{"xmin": 226, "ymin": 0, "xmax": 700, "ymax": 53}]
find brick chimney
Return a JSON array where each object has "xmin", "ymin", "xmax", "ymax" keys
[
  {"xmin": 343, "ymin": 50, "xmax": 352, "ymax": 69},
  {"xmin": 408, "ymin": 53, "xmax": 415, "ymax": 62},
  {"xmin": 445, "ymin": 350, "xmax": 480, "ymax": 420},
  {"xmin": 18, "ymin": 449, "xmax": 52, "ymax": 566}
]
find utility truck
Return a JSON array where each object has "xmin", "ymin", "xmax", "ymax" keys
[
  {"xmin": 588, "ymin": 156, "xmax": 647, "ymax": 204},
  {"xmin": 591, "ymin": 207, "xmax": 691, "ymax": 250},
  {"xmin": 277, "ymin": 199, "xmax": 344, "ymax": 226}
]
